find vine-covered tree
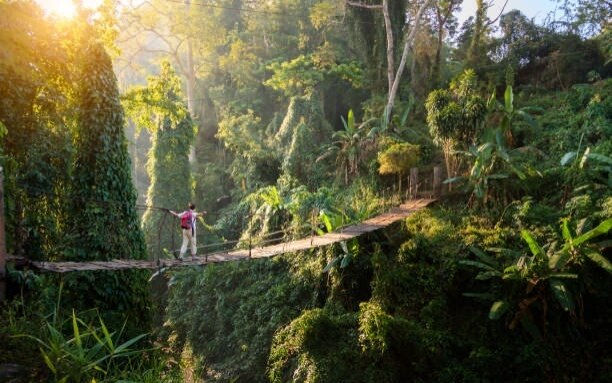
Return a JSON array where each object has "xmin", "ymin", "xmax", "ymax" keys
[
  {"xmin": 275, "ymin": 95, "xmax": 334, "ymax": 188},
  {"xmin": 69, "ymin": 42, "xmax": 146, "ymax": 261},
  {"xmin": 0, "ymin": 1, "xmax": 75, "ymax": 259},
  {"xmin": 123, "ymin": 61, "xmax": 194, "ymax": 260},
  {"xmin": 56, "ymin": 41, "xmax": 151, "ymax": 328}
]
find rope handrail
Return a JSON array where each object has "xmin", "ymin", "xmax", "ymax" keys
[
  {"xmin": 160, "ymin": 173, "xmax": 437, "ymax": 259},
  {"xmin": 14, "ymin": 198, "xmax": 438, "ymax": 272},
  {"xmin": 9, "ymin": 166, "xmax": 443, "ymax": 265}
]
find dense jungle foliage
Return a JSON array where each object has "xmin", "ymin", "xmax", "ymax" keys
[{"xmin": 0, "ymin": 0, "xmax": 610, "ymax": 382}]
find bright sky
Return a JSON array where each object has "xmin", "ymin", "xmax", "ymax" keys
[
  {"xmin": 35, "ymin": 0, "xmax": 103, "ymax": 18},
  {"xmin": 458, "ymin": 0, "xmax": 562, "ymax": 25}
]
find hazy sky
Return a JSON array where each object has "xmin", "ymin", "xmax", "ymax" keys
[{"xmin": 458, "ymin": 0, "xmax": 563, "ymax": 24}]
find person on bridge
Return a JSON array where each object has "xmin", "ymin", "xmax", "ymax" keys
[{"xmin": 170, "ymin": 203, "xmax": 206, "ymax": 261}]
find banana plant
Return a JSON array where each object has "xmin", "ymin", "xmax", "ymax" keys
[
  {"xmin": 323, "ymin": 239, "xmax": 359, "ymax": 272},
  {"xmin": 462, "ymin": 217, "xmax": 612, "ymax": 338},
  {"xmin": 489, "ymin": 85, "xmax": 539, "ymax": 147},
  {"xmin": 561, "ymin": 146, "xmax": 612, "ymax": 188},
  {"xmin": 316, "ymin": 209, "xmax": 347, "ymax": 235},
  {"xmin": 317, "ymin": 109, "xmax": 375, "ymax": 184},
  {"xmin": 445, "ymin": 128, "xmax": 526, "ymax": 204}
]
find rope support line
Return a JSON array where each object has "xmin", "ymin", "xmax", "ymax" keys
[{"xmin": 10, "ymin": 166, "xmax": 444, "ymax": 265}]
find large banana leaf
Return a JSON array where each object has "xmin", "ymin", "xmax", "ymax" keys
[
  {"xmin": 549, "ymin": 278, "xmax": 574, "ymax": 312},
  {"xmin": 489, "ymin": 300, "xmax": 510, "ymax": 320}
]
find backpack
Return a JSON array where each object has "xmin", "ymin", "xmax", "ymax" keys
[{"xmin": 180, "ymin": 211, "xmax": 193, "ymax": 229}]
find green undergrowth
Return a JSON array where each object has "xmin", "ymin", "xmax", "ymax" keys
[
  {"xmin": 164, "ymin": 203, "xmax": 611, "ymax": 382},
  {"xmin": 164, "ymin": 251, "xmax": 328, "ymax": 381}
]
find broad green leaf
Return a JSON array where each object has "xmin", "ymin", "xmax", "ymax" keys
[
  {"xmin": 340, "ymin": 253, "xmax": 352, "ymax": 268},
  {"xmin": 486, "ymin": 174, "xmax": 509, "ymax": 180},
  {"xmin": 99, "ymin": 317, "xmax": 114, "ymax": 351},
  {"xmin": 508, "ymin": 164, "xmax": 526, "ymax": 180},
  {"xmin": 584, "ymin": 249, "xmax": 612, "ymax": 274},
  {"xmin": 570, "ymin": 218, "xmax": 612, "ymax": 248},
  {"xmin": 323, "ymin": 256, "xmax": 340, "ymax": 273},
  {"xmin": 487, "ymin": 247, "xmax": 521, "ymax": 258},
  {"xmin": 549, "ymin": 278, "xmax": 574, "ymax": 311},
  {"xmin": 41, "ymin": 348, "xmax": 57, "ymax": 374},
  {"xmin": 548, "ymin": 273, "xmax": 578, "ymax": 279},
  {"xmin": 340, "ymin": 240, "xmax": 348, "ymax": 255},
  {"xmin": 560, "ymin": 152, "xmax": 576, "ymax": 166},
  {"xmin": 486, "ymin": 90, "xmax": 497, "ymax": 110},
  {"xmin": 504, "ymin": 85, "xmax": 514, "ymax": 114},
  {"xmin": 521, "ymin": 230, "xmax": 546, "ymax": 259},
  {"xmin": 340, "ymin": 115, "xmax": 348, "ymax": 131},
  {"xmin": 462, "ymin": 292, "xmax": 495, "ymax": 300},
  {"xmin": 469, "ymin": 246, "xmax": 500, "ymax": 268},
  {"xmin": 495, "ymin": 129, "xmax": 505, "ymax": 148},
  {"xmin": 113, "ymin": 333, "xmax": 148, "ymax": 355},
  {"xmin": 502, "ymin": 265, "xmax": 521, "ymax": 279},
  {"xmin": 320, "ymin": 212, "xmax": 332, "ymax": 233},
  {"xmin": 516, "ymin": 109, "xmax": 537, "ymax": 129},
  {"xmin": 549, "ymin": 249, "xmax": 572, "ymax": 269},
  {"xmin": 72, "ymin": 310, "xmax": 82, "ymax": 351},
  {"xmin": 498, "ymin": 149, "xmax": 511, "ymax": 162},
  {"xmin": 561, "ymin": 219, "xmax": 572, "ymax": 243},
  {"xmin": 586, "ymin": 152, "xmax": 612, "ymax": 165},
  {"xmin": 489, "ymin": 300, "xmax": 510, "ymax": 320},
  {"xmin": 459, "ymin": 259, "xmax": 499, "ymax": 272},
  {"xmin": 347, "ymin": 109, "xmax": 355, "ymax": 130},
  {"xmin": 474, "ymin": 184, "xmax": 484, "ymax": 198},
  {"xmin": 501, "ymin": 115, "xmax": 510, "ymax": 132},
  {"xmin": 476, "ymin": 270, "xmax": 502, "ymax": 280}
]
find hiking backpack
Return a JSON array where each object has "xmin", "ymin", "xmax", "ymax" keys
[{"xmin": 180, "ymin": 211, "xmax": 193, "ymax": 229}]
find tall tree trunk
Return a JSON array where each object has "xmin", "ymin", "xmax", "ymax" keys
[
  {"xmin": 385, "ymin": 0, "xmax": 432, "ymax": 123},
  {"xmin": 184, "ymin": 0, "xmax": 197, "ymax": 163},
  {"xmin": 433, "ymin": 13, "xmax": 444, "ymax": 87},
  {"xmin": 382, "ymin": 0, "xmax": 395, "ymax": 92}
]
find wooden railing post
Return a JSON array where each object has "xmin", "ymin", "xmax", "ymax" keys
[
  {"xmin": 248, "ymin": 231, "xmax": 252, "ymax": 259},
  {"xmin": 409, "ymin": 167, "xmax": 419, "ymax": 199},
  {"xmin": 433, "ymin": 166, "xmax": 443, "ymax": 198},
  {"xmin": 0, "ymin": 167, "xmax": 6, "ymax": 302}
]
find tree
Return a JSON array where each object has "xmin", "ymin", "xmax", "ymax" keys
[
  {"xmin": 62, "ymin": 41, "xmax": 150, "ymax": 326},
  {"xmin": 70, "ymin": 42, "xmax": 146, "ymax": 261},
  {"xmin": 276, "ymin": 95, "xmax": 334, "ymax": 189},
  {"xmin": 0, "ymin": 1, "xmax": 75, "ymax": 259},
  {"xmin": 465, "ymin": 0, "xmax": 508, "ymax": 74},
  {"xmin": 347, "ymin": 0, "xmax": 433, "ymax": 122},
  {"xmin": 123, "ymin": 61, "xmax": 194, "ymax": 260},
  {"xmin": 429, "ymin": 0, "xmax": 462, "ymax": 87},
  {"xmin": 425, "ymin": 69, "xmax": 486, "ymax": 180},
  {"xmin": 378, "ymin": 142, "xmax": 420, "ymax": 194}
]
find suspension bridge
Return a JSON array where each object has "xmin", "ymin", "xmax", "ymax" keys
[{"xmin": 17, "ymin": 198, "xmax": 436, "ymax": 273}]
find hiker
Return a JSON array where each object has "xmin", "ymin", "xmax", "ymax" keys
[{"xmin": 170, "ymin": 203, "xmax": 206, "ymax": 260}]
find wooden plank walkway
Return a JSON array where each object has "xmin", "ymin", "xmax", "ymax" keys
[{"xmin": 29, "ymin": 198, "xmax": 436, "ymax": 273}]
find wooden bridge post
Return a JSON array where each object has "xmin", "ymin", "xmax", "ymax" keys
[
  {"xmin": 0, "ymin": 167, "xmax": 6, "ymax": 302},
  {"xmin": 248, "ymin": 233, "xmax": 252, "ymax": 259},
  {"xmin": 409, "ymin": 167, "xmax": 419, "ymax": 199},
  {"xmin": 433, "ymin": 166, "xmax": 443, "ymax": 198}
]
